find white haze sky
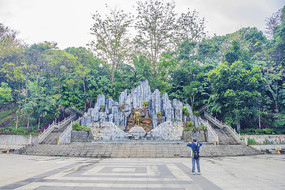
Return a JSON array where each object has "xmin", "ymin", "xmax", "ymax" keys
[{"xmin": 0, "ymin": 0, "xmax": 284, "ymax": 49}]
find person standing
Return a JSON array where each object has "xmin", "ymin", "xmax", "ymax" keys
[{"xmin": 187, "ymin": 138, "xmax": 202, "ymax": 175}]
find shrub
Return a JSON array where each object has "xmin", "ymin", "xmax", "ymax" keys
[
  {"xmin": 184, "ymin": 126, "xmax": 195, "ymax": 131},
  {"xmin": 247, "ymin": 138, "xmax": 259, "ymax": 145},
  {"xmin": 157, "ymin": 111, "xmax": 161, "ymax": 116},
  {"xmin": 142, "ymin": 100, "xmax": 149, "ymax": 107},
  {"xmin": 197, "ymin": 125, "xmax": 207, "ymax": 131},
  {"xmin": 182, "ymin": 106, "xmax": 187, "ymax": 112},
  {"xmin": 184, "ymin": 110, "xmax": 190, "ymax": 117},
  {"xmin": 72, "ymin": 122, "xmax": 90, "ymax": 132},
  {"xmin": 186, "ymin": 121, "xmax": 193, "ymax": 128},
  {"xmin": 184, "ymin": 121, "xmax": 195, "ymax": 131},
  {"xmin": 193, "ymin": 111, "xmax": 199, "ymax": 116}
]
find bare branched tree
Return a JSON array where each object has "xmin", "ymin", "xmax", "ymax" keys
[{"xmin": 265, "ymin": 8, "xmax": 282, "ymax": 39}]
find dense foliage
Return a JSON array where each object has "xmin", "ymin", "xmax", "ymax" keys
[{"xmin": 0, "ymin": 1, "xmax": 284, "ymax": 134}]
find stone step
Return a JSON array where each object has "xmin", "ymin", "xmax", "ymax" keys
[
  {"xmin": 16, "ymin": 142, "xmax": 262, "ymax": 158},
  {"xmin": 41, "ymin": 118, "xmax": 75, "ymax": 144}
]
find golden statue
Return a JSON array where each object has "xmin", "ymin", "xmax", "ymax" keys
[{"xmin": 134, "ymin": 111, "xmax": 140, "ymax": 125}]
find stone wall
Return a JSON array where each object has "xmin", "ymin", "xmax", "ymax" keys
[
  {"xmin": 182, "ymin": 131, "xmax": 207, "ymax": 142},
  {"xmin": 243, "ymin": 135, "xmax": 285, "ymax": 145},
  {"xmin": 250, "ymin": 145, "xmax": 285, "ymax": 150},
  {"xmin": 71, "ymin": 131, "xmax": 93, "ymax": 142},
  {"xmin": 0, "ymin": 135, "xmax": 38, "ymax": 149}
]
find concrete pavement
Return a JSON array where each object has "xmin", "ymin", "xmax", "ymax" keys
[{"xmin": 0, "ymin": 154, "xmax": 284, "ymax": 190}]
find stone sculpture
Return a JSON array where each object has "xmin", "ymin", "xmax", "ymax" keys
[{"xmin": 80, "ymin": 79, "xmax": 201, "ymax": 130}]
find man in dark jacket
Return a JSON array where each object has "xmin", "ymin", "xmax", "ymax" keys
[{"xmin": 187, "ymin": 138, "xmax": 202, "ymax": 175}]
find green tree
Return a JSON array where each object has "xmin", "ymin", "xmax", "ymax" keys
[
  {"xmin": 134, "ymin": 0, "xmax": 176, "ymax": 77},
  {"xmin": 176, "ymin": 9, "xmax": 206, "ymax": 43},
  {"xmin": 168, "ymin": 61, "xmax": 207, "ymax": 110},
  {"xmin": 0, "ymin": 82, "xmax": 13, "ymax": 106},
  {"xmin": 208, "ymin": 61, "xmax": 263, "ymax": 131},
  {"xmin": 89, "ymin": 6, "xmax": 133, "ymax": 83},
  {"xmin": 0, "ymin": 23, "xmax": 23, "ymax": 65}
]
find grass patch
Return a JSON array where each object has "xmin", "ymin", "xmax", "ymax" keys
[{"xmin": 0, "ymin": 107, "xmax": 17, "ymax": 123}]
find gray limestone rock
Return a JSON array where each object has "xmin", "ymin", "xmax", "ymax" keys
[
  {"xmin": 95, "ymin": 94, "xmax": 105, "ymax": 110},
  {"xmin": 105, "ymin": 98, "xmax": 114, "ymax": 114},
  {"xmin": 129, "ymin": 126, "xmax": 146, "ymax": 139},
  {"xmin": 152, "ymin": 113, "xmax": 158, "ymax": 129},
  {"xmin": 131, "ymin": 80, "xmax": 151, "ymax": 109},
  {"xmin": 150, "ymin": 89, "xmax": 161, "ymax": 117},
  {"xmin": 80, "ymin": 113, "xmax": 92, "ymax": 127},
  {"xmin": 119, "ymin": 89, "xmax": 128, "ymax": 105},
  {"xmin": 118, "ymin": 110, "xmax": 125, "ymax": 126},
  {"xmin": 99, "ymin": 112, "xmax": 107, "ymax": 122},
  {"xmin": 112, "ymin": 105, "xmax": 119, "ymax": 126},
  {"xmin": 92, "ymin": 106, "xmax": 100, "ymax": 122},
  {"xmin": 87, "ymin": 108, "xmax": 94, "ymax": 115},
  {"xmin": 78, "ymin": 80, "xmax": 200, "ymax": 134},
  {"xmin": 90, "ymin": 122, "xmax": 127, "ymax": 141},
  {"xmin": 184, "ymin": 104, "xmax": 193, "ymax": 117},
  {"xmin": 150, "ymin": 122, "xmax": 183, "ymax": 140},
  {"xmin": 108, "ymin": 114, "xmax": 113, "ymax": 123},
  {"xmin": 191, "ymin": 116, "xmax": 201, "ymax": 126},
  {"xmin": 173, "ymin": 99, "xmax": 183, "ymax": 122},
  {"xmin": 162, "ymin": 93, "xmax": 172, "ymax": 122},
  {"xmin": 123, "ymin": 94, "xmax": 132, "ymax": 118}
]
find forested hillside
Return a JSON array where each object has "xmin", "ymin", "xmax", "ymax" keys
[{"xmin": 0, "ymin": 1, "xmax": 284, "ymax": 135}]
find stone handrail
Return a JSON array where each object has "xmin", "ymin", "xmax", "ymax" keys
[
  {"xmin": 56, "ymin": 114, "xmax": 76, "ymax": 130},
  {"xmin": 198, "ymin": 104, "xmax": 208, "ymax": 113},
  {"xmin": 58, "ymin": 116, "xmax": 82, "ymax": 145},
  {"xmin": 204, "ymin": 112, "xmax": 224, "ymax": 129},
  {"xmin": 204, "ymin": 112, "xmax": 242, "ymax": 144},
  {"xmin": 38, "ymin": 121, "xmax": 55, "ymax": 144},
  {"xmin": 223, "ymin": 123, "xmax": 242, "ymax": 144},
  {"xmin": 199, "ymin": 117, "xmax": 219, "ymax": 145}
]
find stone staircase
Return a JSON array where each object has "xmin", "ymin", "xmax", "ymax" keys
[
  {"xmin": 201, "ymin": 111, "xmax": 241, "ymax": 145},
  {"xmin": 209, "ymin": 122, "xmax": 240, "ymax": 145},
  {"xmin": 40, "ymin": 114, "xmax": 77, "ymax": 145},
  {"xmin": 41, "ymin": 126, "xmax": 68, "ymax": 145},
  {"xmin": 16, "ymin": 142, "xmax": 261, "ymax": 158}
]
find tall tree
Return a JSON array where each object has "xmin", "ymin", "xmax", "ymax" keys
[
  {"xmin": 134, "ymin": 0, "xmax": 176, "ymax": 77},
  {"xmin": 89, "ymin": 6, "xmax": 133, "ymax": 83},
  {"xmin": 176, "ymin": 9, "xmax": 206, "ymax": 43},
  {"xmin": 208, "ymin": 61, "xmax": 263, "ymax": 131},
  {"xmin": 265, "ymin": 6, "xmax": 284, "ymax": 39},
  {"xmin": 0, "ymin": 23, "xmax": 23, "ymax": 66}
]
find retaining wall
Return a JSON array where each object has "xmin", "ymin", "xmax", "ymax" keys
[
  {"xmin": 250, "ymin": 144, "xmax": 285, "ymax": 150},
  {"xmin": 0, "ymin": 135, "xmax": 38, "ymax": 149},
  {"xmin": 182, "ymin": 130, "xmax": 207, "ymax": 142},
  {"xmin": 71, "ymin": 131, "xmax": 93, "ymax": 142},
  {"xmin": 242, "ymin": 135, "xmax": 285, "ymax": 145}
]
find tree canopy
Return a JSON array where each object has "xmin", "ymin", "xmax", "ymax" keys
[{"xmin": 0, "ymin": 2, "xmax": 284, "ymax": 134}]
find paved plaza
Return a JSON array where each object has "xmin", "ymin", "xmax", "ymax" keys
[{"xmin": 0, "ymin": 154, "xmax": 284, "ymax": 190}]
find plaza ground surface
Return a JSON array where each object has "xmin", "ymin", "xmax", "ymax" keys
[{"xmin": 0, "ymin": 154, "xmax": 284, "ymax": 190}]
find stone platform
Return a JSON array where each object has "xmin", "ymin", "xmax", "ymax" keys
[
  {"xmin": 1, "ymin": 154, "xmax": 284, "ymax": 190},
  {"xmin": 16, "ymin": 141, "xmax": 261, "ymax": 158}
]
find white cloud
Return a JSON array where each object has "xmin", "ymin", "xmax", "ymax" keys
[{"xmin": 0, "ymin": 0, "xmax": 284, "ymax": 49}]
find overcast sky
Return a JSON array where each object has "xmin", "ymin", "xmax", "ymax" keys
[{"xmin": 0, "ymin": 0, "xmax": 284, "ymax": 49}]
